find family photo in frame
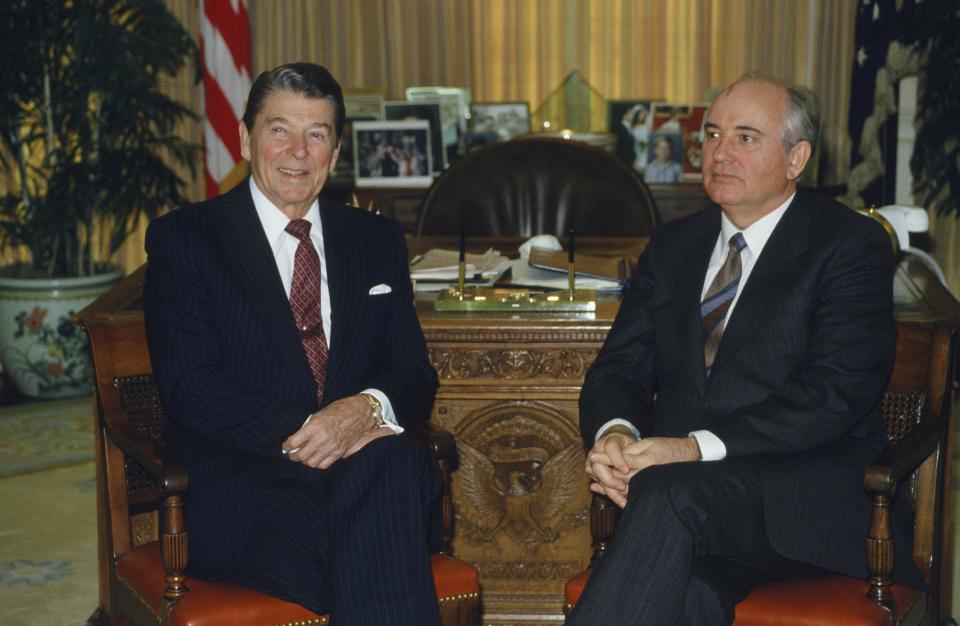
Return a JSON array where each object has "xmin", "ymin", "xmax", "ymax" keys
[
  {"xmin": 465, "ymin": 101, "xmax": 531, "ymax": 151},
  {"xmin": 383, "ymin": 100, "xmax": 446, "ymax": 173},
  {"xmin": 352, "ymin": 120, "xmax": 433, "ymax": 188}
]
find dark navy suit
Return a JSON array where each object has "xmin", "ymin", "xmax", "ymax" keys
[
  {"xmin": 570, "ymin": 192, "xmax": 919, "ymax": 624},
  {"xmin": 144, "ymin": 180, "xmax": 441, "ymax": 625}
]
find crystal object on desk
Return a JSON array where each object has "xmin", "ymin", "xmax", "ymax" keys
[{"xmin": 531, "ymin": 70, "xmax": 615, "ymax": 151}]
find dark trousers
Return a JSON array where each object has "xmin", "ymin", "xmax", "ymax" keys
[
  {"xmin": 227, "ymin": 435, "xmax": 443, "ymax": 626},
  {"xmin": 566, "ymin": 459, "xmax": 826, "ymax": 626}
]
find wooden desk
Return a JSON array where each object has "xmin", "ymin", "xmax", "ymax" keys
[
  {"xmin": 81, "ymin": 241, "xmax": 960, "ymax": 626},
  {"xmin": 417, "ymin": 294, "xmax": 623, "ymax": 623}
]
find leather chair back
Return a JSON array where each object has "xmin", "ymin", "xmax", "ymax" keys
[{"xmin": 416, "ymin": 137, "xmax": 658, "ymax": 237}]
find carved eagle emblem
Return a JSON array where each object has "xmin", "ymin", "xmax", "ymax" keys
[{"xmin": 457, "ymin": 439, "xmax": 583, "ymax": 551}]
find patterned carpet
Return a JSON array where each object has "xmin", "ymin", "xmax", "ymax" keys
[
  {"xmin": 0, "ymin": 396, "xmax": 97, "ymax": 626},
  {"xmin": 0, "ymin": 397, "xmax": 95, "ymax": 477}
]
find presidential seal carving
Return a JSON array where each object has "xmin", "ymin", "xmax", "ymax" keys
[{"xmin": 455, "ymin": 402, "xmax": 587, "ymax": 551}]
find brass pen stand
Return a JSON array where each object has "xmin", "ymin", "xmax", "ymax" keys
[{"xmin": 435, "ymin": 285, "xmax": 596, "ymax": 312}]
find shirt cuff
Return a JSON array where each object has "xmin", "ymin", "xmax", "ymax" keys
[
  {"xmin": 361, "ymin": 388, "xmax": 403, "ymax": 433},
  {"xmin": 595, "ymin": 418, "xmax": 641, "ymax": 441},
  {"xmin": 689, "ymin": 430, "xmax": 726, "ymax": 461}
]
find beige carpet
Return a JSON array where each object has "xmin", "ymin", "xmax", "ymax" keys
[
  {"xmin": 0, "ymin": 397, "xmax": 95, "ymax": 477},
  {"xmin": 0, "ymin": 460, "xmax": 97, "ymax": 625},
  {"xmin": 0, "ymin": 395, "xmax": 97, "ymax": 626}
]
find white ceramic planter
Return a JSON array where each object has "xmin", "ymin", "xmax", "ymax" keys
[{"xmin": 0, "ymin": 268, "xmax": 123, "ymax": 398}]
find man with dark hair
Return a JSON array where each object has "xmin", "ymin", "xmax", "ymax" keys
[
  {"xmin": 567, "ymin": 76, "xmax": 918, "ymax": 624},
  {"xmin": 144, "ymin": 62, "xmax": 442, "ymax": 626}
]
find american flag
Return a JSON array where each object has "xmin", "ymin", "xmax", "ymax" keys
[
  {"xmin": 848, "ymin": 0, "xmax": 896, "ymax": 206},
  {"xmin": 201, "ymin": 0, "xmax": 252, "ymax": 198}
]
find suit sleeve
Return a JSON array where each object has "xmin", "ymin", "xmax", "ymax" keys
[
  {"xmin": 356, "ymin": 221, "xmax": 438, "ymax": 430},
  {"xmin": 144, "ymin": 216, "xmax": 308, "ymax": 460},
  {"xmin": 710, "ymin": 219, "xmax": 896, "ymax": 456},
  {"xmin": 578, "ymin": 239, "xmax": 659, "ymax": 449}
]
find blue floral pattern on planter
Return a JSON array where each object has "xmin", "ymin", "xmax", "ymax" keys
[{"xmin": 0, "ymin": 559, "xmax": 72, "ymax": 586}]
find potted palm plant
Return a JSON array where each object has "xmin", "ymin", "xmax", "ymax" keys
[{"xmin": 0, "ymin": 0, "xmax": 198, "ymax": 397}]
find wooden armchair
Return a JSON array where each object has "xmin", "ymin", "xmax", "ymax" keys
[
  {"xmin": 79, "ymin": 274, "xmax": 481, "ymax": 626},
  {"xmin": 564, "ymin": 321, "xmax": 957, "ymax": 626}
]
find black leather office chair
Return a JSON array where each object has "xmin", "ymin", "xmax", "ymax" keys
[{"xmin": 416, "ymin": 137, "xmax": 659, "ymax": 237}]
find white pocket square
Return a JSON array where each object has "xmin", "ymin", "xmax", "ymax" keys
[{"xmin": 368, "ymin": 283, "xmax": 392, "ymax": 295}]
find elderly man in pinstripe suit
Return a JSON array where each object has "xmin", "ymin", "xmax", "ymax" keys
[
  {"xmin": 144, "ymin": 63, "xmax": 442, "ymax": 626},
  {"xmin": 568, "ymin": 77, "xmax": 920, "ymax": 625}
]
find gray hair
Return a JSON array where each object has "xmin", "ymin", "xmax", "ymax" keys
[
  {"xmin": 715, "ymin": 74, "xmax": 820, "ymax": 152},
  {"xmin": 782, "ymin": 84, "xmax": 820, "ymax": 151},
  {"xmin": 242, "ymin": 63, "xmax": 345, "ymax": 141}
]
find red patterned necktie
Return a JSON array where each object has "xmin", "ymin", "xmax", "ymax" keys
[{"xmin": 285, "ymin": 219, "xmax": 329, "ymax": 404}]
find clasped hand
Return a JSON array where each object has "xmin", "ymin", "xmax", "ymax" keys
[
  {"xmin": 585, "ymin": 432, "xmax": 700, "ymax": 508},
  {"xmin": 283, "ymin": 395, "xmax": 394, "ymax": 468}
]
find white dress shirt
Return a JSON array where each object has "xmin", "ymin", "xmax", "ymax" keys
[
  {"xmin": 250, "ymin": 178, "xmax": 400, "ymax": 432},
  {"xmin": 597, "ymin": 193, "xmax": 795, "ymax": 460}
]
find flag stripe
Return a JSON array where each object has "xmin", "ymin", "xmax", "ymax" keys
[
  {"xmin": 204, "ymin": 122, "xmax": 238, "ymax": 183},
  {"xmin": 203, "ymin": 73, "xmax": 243, "ymax": 160},
  {"xmin": 201, "ymin": 0, "xmax": 250, "ymax": 199},
  {"xmin": 200, "ymin": 17, "xmax": 251, "ymax": 120},
  {"xmin": 204, "ymin": 0, "xmax": 252, "ymax": 75}
]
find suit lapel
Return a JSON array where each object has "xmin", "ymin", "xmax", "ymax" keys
[
  {"xmin": 710, "ymin": 194, "xmax": 812, "ymax": 374},
  {"xmin": 318, "ymin": 200, "xmax": 362, "ymax": 400},
  {"xmin": 676, "ymin": 208, "xmax": 722, "ymax": 393},
  {"xmin": 214, "ymin": 182, "xmax": 316, "ymax": 397}
]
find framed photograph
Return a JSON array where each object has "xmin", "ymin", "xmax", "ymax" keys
[
  {"xmin": 352, "ymin": 120, "xmax": 433, "ymax": 188},
  {"xmin": 344, "ymin": 93, "xmax": 384, "ymax": 119},
  {"xmin": 331, "ymin": 115, "xmax": 376, "ymax": 180},
  {"xmin": 406, "ymin": 93, "xmax": 464, "ymax": 163},
  {"xmin": 650, "ymin": 103, "xmax": 708, "ymax": 181},
  {"xmin": 405, "ymin": 86, "xmax": 470, "ymax": 134},
  {"xmin": 608, "ymin": 100, "xmax": 656, "ymax": 174},
  {"xmin": 466, "ymin": 101, "xmax": 531, "ymax": 151},
  {"xmin": 643, "ymin": 132, "xmax": 685, "ymax": 184},
  {"xmin": 384, "ymin": 100, "xmax": 446, "ymax": 173}
]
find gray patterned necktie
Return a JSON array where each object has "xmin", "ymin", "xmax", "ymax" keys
[{"xmin": 700, "ymin": 232, "xmax": 747, "ymax": 375}]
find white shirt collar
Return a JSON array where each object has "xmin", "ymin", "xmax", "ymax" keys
[
  {"xmin": 719, "ymin": 192, "xmax": 795, "ymax": 257},
  {"xmin": 249, "ymin": 177, "xmax": 322, "ymax": 252}
]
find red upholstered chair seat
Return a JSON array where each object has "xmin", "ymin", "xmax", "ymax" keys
[
  {"xmin": 564, "ymin": 569, "xmax": 922, "ymax": 626},
  {"xmin": 118, "ymin": 543, "xmax": 480, "ymax": 626},
  {"xmin": 733, "ymin": 576, "xmax": 921, "ymax": 626}
]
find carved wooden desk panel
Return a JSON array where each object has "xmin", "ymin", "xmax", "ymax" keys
[{"xmin": 416, "ymin": 296, "xmax": 624, "ymax": 624}]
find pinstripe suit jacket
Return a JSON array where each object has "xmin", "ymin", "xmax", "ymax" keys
[
  {"xmin": 143, "ymin": 180, "xmax": 438, "ymax": 579},
  {"xmin": 578, "ymin": 191, "xmax": 917, "ymax": 581}
]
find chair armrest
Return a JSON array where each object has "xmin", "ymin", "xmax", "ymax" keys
[
  {"xmin": 102, "ymin": 409, "xmax": 189, "ymax": 495},
  {"xmin": 864, "ymin": 415, "xmax": 941, "ymax": 494},
  {"xmin": 101, "ymin": 407, "xmax": 190, "ymax": 603},
  {"xmin": 408, "ymin": 428, "xmax": 456, "ymax": 464},
  {"xmin": 863, "ymin": 405, "xmax": 947, "ymax": 615},
  {"xmin": 589, "ymin": 492, "xmax": 620, "ymax": 565},
  {"xmin": 409, "ymin": 428, "xmax": 458, "ymax": 554}
]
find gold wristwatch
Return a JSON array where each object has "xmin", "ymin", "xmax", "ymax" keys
[{"xmin": 359, "ymin": 392, "xmax": 384, "ymax": 430}]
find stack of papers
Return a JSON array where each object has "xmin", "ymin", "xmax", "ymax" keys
[
  {"xmin": 410, "ymin": 248, "xmax": 511, "ymax": 282},
  {"xmin": 509, "ymin": 259, "xmax": 624, "ymax": 292}
]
